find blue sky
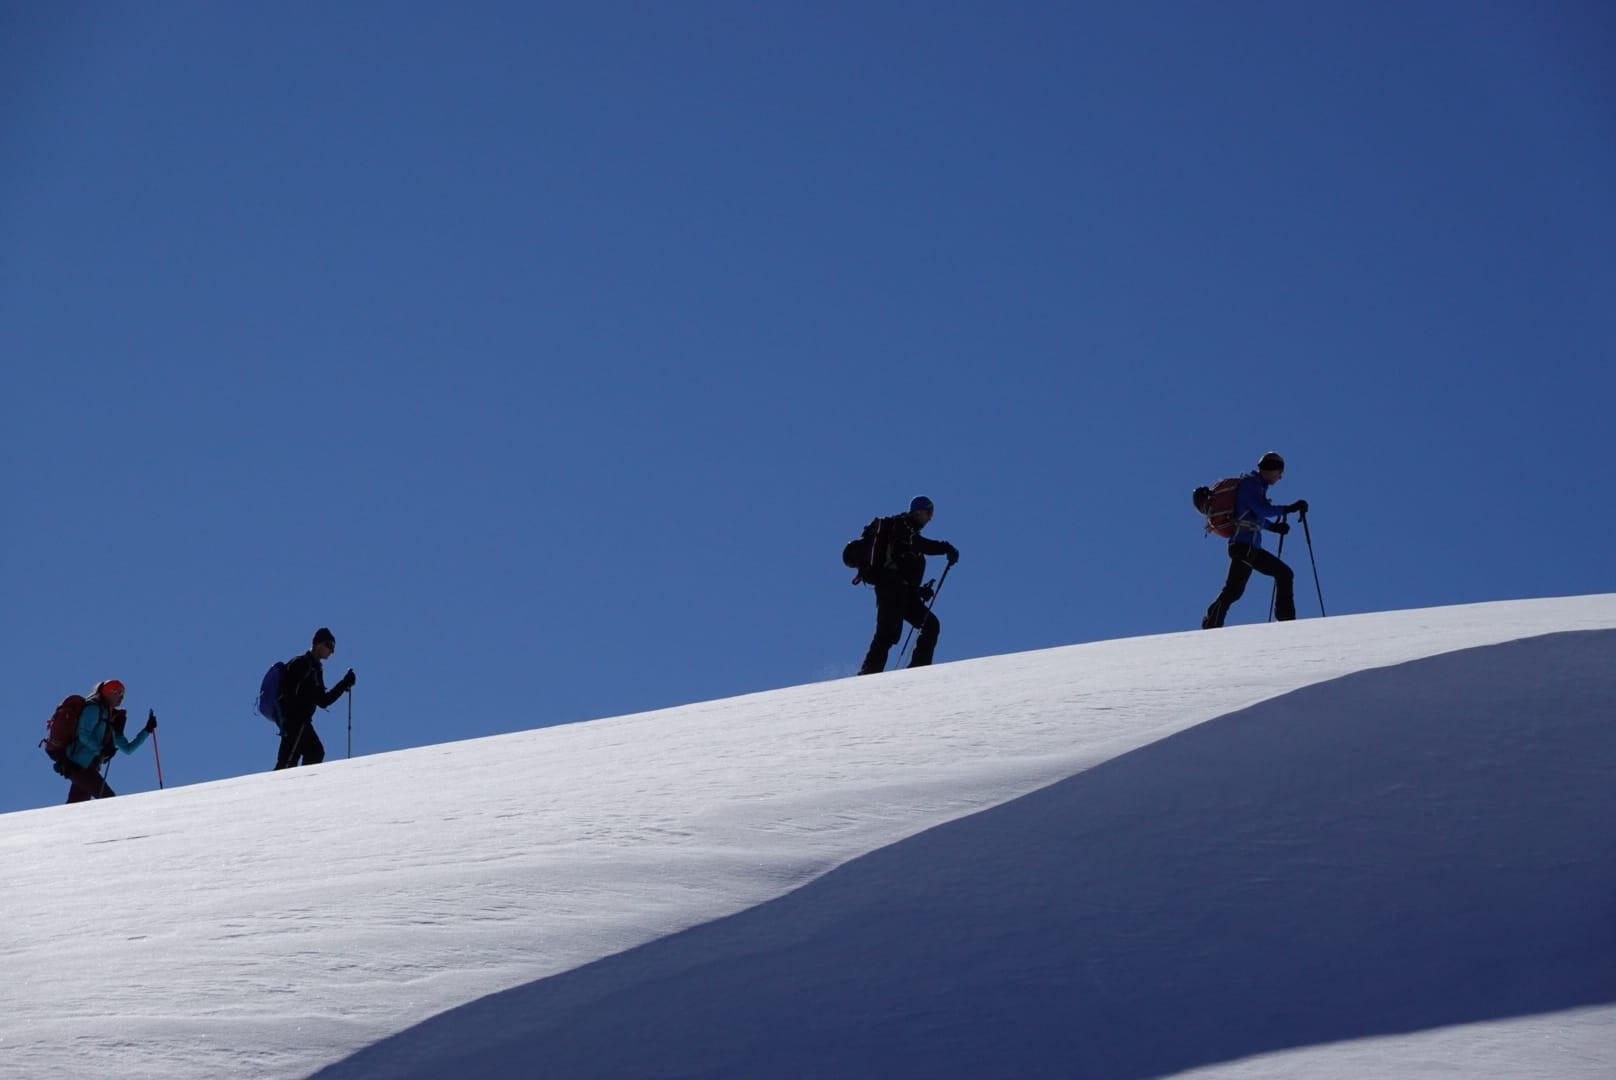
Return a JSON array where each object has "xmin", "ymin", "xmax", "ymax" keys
[{"xmin": 3, "ymin": 2, "xmax": 1611, "ymax": 813}]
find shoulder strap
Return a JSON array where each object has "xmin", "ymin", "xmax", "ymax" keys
[
  {"xmin": 80, "ymin": 700, "xmax": 114, "ymax": 751},
  {"xmin": 282, "ymin": 655, "xmax": 313, "ymax": 699},
  {"xmin": 876, "ymin": 515, "xmax": 903, "ymax": 568}
]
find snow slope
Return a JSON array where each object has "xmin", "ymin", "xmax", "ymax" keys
[{"xmin": 3, "ymin": 596, "xmax": 1613, "ymax": 1079}]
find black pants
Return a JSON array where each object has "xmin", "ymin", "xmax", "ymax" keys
[
  {"xmin": 860, "ymin": 583, "xmax": 940, "ymax": 674},
  {"xmin": 59, "ymin": 759, "xmax": 115, "ymax": 803},
  {"xmin": 1204, "ymin": 542, "xmax": 1294, "ymax": 628},
  {"xmin": 276, "ymin": 720, "xmax": 325, "ymax": 770}
]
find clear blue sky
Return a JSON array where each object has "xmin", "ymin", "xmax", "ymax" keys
[{"xmin": 4, "ymin": 2, "xmax": 1611, "ymax": 813}]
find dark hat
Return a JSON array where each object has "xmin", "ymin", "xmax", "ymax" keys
[
  {"xmin": 910, "ymin": 495, "xmax": 934, "ymax": 514},
  {"xmin": 313, "ymin": 627, "xmax": 336, "ymax": 646},
  {"xmin": 1257, "ymin": 451, "xmax": 1285, "ymax": 472}
]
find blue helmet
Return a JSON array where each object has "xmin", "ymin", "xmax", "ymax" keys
[{"xmin": 910, "ymin": 495, "xmax": 934, "ymax": 514}]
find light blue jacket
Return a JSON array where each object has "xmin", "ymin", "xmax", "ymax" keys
[
  {"xmin": 1230, "ymin": 471, "xmax": 1288, "ymax": 550},
  {"xmin": 65, "ymin": 699, "xmax": 150, "ymax": 770}
]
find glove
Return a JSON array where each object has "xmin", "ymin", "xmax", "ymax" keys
[
  {"xmin": 337, "ymin": 669, "xmax": 356, "ymax": 692},
  {"xmin": 1288, "ymin": 500, "xmax": 1309, "ymax": 515},
  {"xmin": 943, "ymin": 543, "xmax": 959, "ymax": 566},
  {"xmin": 144, "ymin": 711, "xmax": 158, "ymax": 735},
  {"xmin": 1270, "ymin": 521, "xmax": 1291, "ymax": 536},
  {"xmin": 917, "ymin": 584, "xmax": 936, "ymax": 603}
]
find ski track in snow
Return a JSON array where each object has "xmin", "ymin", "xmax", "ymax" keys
[{"xmin": 1, "ymin": 596, "xmax": 1613, "ymax": 1079}]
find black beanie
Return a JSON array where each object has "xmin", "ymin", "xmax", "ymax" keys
[{"xmin": 313, "ymin": 627, "xmax": 336, "ymax": 647}]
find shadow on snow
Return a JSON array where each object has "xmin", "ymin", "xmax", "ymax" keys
[{"xmin": 313, "ymin": 630, "xmax": 1616, "ymax": 1080}]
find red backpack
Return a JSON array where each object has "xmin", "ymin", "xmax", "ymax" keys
[
  {"xmin": 40, "ymin": 694, "xmax": 88, "ymax": 760},
  {"xmin": 1192, "ymin": 477, "xmax": 1243, "ymax": 538}
]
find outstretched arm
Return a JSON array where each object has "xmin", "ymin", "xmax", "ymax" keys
[
  {"xmin": 114, "ymin": 726, "xmax": 151, "ymax": 756},
  {"xmin": 319, "ymin": 669, "xmax": 354, "ymax": 709},
  {"xmin": 1238, "ymin": 476, "xmax": 1288, "ymax": 523}
]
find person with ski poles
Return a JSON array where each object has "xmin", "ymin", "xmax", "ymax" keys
[
  {"xmin": 854, "ymin": 496, "xmax": 960, "ymax": 674},
  {"xmin": 52, "ymin": 679, "xmax": 157, "ymax": 803},
  {"xmin": 275, "ymin": 627, "xmax": 355, "ymax": 770},
  {"xmin": 1202, "ymin": 451, "xmax": 1309, "ymax": 629}
]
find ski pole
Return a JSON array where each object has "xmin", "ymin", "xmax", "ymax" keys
[
  {"xmin": 347, "ymin": 689, "xmax": 353, "ymax": 759},
  {"xmin": 897, "ymin": 579, "xmax": 934, "ymax": 665},
  {"xmin": 287, "ymin": 724, "xmax": 304, "ymax": 767},
  {"xmin": 152, "ymin": 728, "xmax": 164, "ymax": 790},
  {"xmin": 1268, "ymin": 512, "xmax": 1288, "ymax": 622},
  {"xmin": 898, "ymin": 563, "xmax": 952, "ymax": 666},
  {"xmin": 1300, "ymin": 510, "xmax": 1326, "ymax": 616},
  {"xmin": 100, "ymin": 756, "xmax": 113, "ymax": 799}
]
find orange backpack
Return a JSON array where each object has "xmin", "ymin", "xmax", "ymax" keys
[{"xmin": 1192, "ymin": 477, "xmax": 1243, "ymax": 538}]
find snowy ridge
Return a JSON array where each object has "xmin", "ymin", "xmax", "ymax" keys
[{"xmin": 3, "ymin": 595, "xmax": 1614, "ymax": 1079}]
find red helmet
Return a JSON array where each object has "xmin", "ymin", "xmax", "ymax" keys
[{"xmin": 99, "ymin": 679, "xmax": 126, "ymax": 702}]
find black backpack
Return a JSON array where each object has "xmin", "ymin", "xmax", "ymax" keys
[{"xmin": 841, "ymin": 517, "xmax": 887, "ymax": 581}]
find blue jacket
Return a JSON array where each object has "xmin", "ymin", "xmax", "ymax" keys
[
  {"xmin": 65, "ymin": 698, "xmax": 150, "ymax": 770},
  {"xmin": 1230, "ymin": 471, "xmax": 1288, "ymax": 550}
]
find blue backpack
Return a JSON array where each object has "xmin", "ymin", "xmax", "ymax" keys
[{"xmin": 257, "ymin": 662, "xmax": 286, "ymax": 729}]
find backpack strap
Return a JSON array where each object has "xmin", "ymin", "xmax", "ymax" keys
[
  {"xmin": 281, "ymin": 654, "xmax": 319, "ymax": 715},
  {"xmin": 78, "ymin": 698, "xmax": 114, "ymax": 760},
  {"xmin": 850, "ymin": 517, "xmax": 884, "ymax": 585},
  {"xmin": 865, "ymin": 517, "xmax": 885, "ymax": 572}
]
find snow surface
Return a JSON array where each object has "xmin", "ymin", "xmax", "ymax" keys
[{"xmin": 3, "ymin": 596, "xmax": 1613, "ymax": 1079}]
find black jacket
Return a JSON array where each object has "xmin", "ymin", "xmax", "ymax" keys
[
  {"xmin": 278, "ymin": 652, "xmax": 346, "ymax": 729},
  {"xmin": 865, "ymin": 512, "xmax": 953, "ymax": 589}
]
